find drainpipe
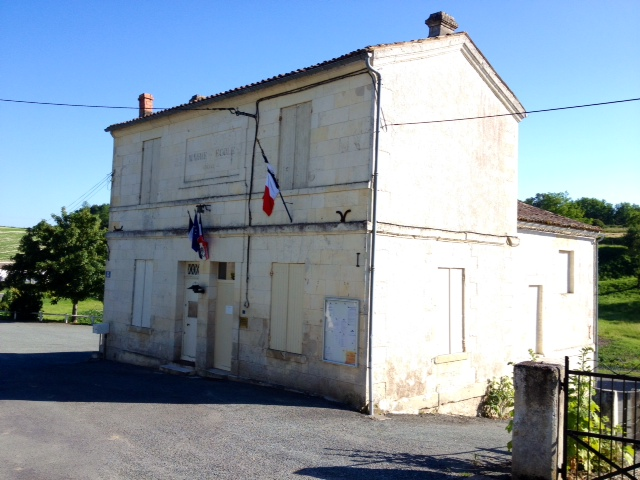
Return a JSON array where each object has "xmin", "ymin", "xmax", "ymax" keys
[
  {"xmin": 365, "ymin": 53, "xmax": 382, "ymax": 417},
  {"xmin": 594, "ymin": 233, "xmax": 605, "ymax": 366}
]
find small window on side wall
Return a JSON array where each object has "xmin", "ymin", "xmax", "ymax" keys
[
  {"xmin": 435, "ymin": 267, "xmax": 465, "ymax": 355},
  {"xmin": 558, "ymin": 250, "xmax": 574, "ymax": 294}
]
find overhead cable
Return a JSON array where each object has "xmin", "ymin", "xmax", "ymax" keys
[
  {"xmin": 1, "ymin": 97, "xmax": 638, "ymax": 124},
  {"xmin": 66, "ymin": 171, "xmax": 113, "ymax": 211}
]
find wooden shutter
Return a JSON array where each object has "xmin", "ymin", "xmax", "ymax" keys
[
  {"xmin": 269, "ymin": 263, "xmax": 289, "ymax": 351},
  {"xmin": 140, "ymin": 138, "xmax": 160, "ymax": 204},
  {"xmin": 132, "ymin": 260, "xmax": 153, "ymax": 328},
  {"xmin": 278, "ymin": 102, "xmax": 311, "ymax": 190},
  {"xmin": 269, "ymin": 263, "xmax": 304, "ymax": 353}
]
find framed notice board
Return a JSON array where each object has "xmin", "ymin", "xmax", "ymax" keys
[{"xmin": 323, "ymin": 297, "xmax": 359, "ymax": 367}]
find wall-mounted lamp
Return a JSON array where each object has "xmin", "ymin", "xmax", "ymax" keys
[{"xmin": 187, "ymin": 284, "xmax": 206, "ymax": 294}]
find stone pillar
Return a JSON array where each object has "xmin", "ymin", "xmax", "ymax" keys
[{"xmin": 512, "ymin": 361, "xmax": 564, "ymax": 480}]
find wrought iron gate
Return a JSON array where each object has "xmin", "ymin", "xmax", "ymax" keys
[{"xmin": 562, "ymin": 356, "xmax": 640, "ymax": 479}]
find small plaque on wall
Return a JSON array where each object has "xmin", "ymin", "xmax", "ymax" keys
[{"xmin": 323, "ymin": 298, "xmax": 359, "ymax": 367}]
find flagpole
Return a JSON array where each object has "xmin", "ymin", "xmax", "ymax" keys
[
  {"xmin": 278, "ymin": 190, "xmax": 293, "ymax": 223},
  {"xmin": 257, "ymin": 139, "xmax": 293, "ymax": 223}
]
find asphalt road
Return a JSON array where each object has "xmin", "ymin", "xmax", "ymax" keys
[{"xmin": 0, "ymin": 321, "xmax": 512, "ymax": 479}]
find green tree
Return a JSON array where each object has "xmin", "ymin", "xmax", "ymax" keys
[
  {"xmin": 613, "ymin": 202, "xmax": 640, "ymax": 226},
  {"xmin": 574, "ymin": 197, "xmax": 615, "ymax": 225},
  {"xmin": 623, "ymin": 217, "xmax": 640, "ymax": 288},
  {"xmin": 82, "ymin": 202, "xmax": 110, "ymax": 230},
  {"xmin": 4, "ymin": 207, "xmax": 108, "ymax": 318},
  {"xmin": 523, "ymin": 192, "xmax": 586, "ymax": 221}
]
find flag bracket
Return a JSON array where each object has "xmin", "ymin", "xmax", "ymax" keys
[
  {"xmin": 230, "ymin": 108, "xmax": 257, "ymax": 119},
  {"xmin": 195, "ymin": 204, "xmax": 210, "ymax": 213}
]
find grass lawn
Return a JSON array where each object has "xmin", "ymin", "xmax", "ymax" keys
[
  {"xmin": 39, "ymin": 297, "xmax": 104, "ymax": 324},
  {"xmin": 0, "ymin": 227, "xmax": 26, "ymax": 262},
  {"xmin": 598, "ymin": 277, "xmax": 640, "ymax": 371}
]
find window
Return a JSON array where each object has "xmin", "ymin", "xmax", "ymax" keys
[
  {"xmin": 269, "ymin": 263, "xmax": 304, "ymax": 354},
  {"xmin": 278, "ymin": 102, "xmax": 311, "ymax": 190},
  {"xmin": 140, "ymin": 138, "xmax": 160, "ymax": 204},
  {"xmin": 132, "ymin": 260, "xmax": 153, "ymax": 328},
  {"xmin": 435, "ymin": 268, "xmax": 464, "ymax": 355},
  {"xmin": 558, "ymin": 250, "xmax": 574, "ymax": 294}
]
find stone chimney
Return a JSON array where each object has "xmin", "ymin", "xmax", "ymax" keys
[
  {"xmin": 138, "ymin": 93, "xmax": 154, "ymax": 117},
  {"xmin": 425, "ymin": 11, "xmax": 458, "ymax": 37}
]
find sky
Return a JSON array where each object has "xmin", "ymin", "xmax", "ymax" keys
[{"xmin": 1, "ymin": 0, "xmax": 638, "ymax": 228}]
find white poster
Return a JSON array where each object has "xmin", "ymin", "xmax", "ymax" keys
[{"xmin": 323, "ymin": 298, "xmax": 359, "ymax": 366}]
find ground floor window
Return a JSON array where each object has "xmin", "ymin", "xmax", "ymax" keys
[
  {"xmin": 435, "ymin": 267, "xmax": 465, "ymax": 355},
  {"xmin": 269, "ymin": 263, "xmax": 304, "ymax": 354},
  {"xmin": 132, "ymin": 259, "xmax": 153, "ymax": 328}
]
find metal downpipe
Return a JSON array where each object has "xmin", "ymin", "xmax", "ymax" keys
[{"xmin": 365, "ymin": 53, "xmax": 382, "ymax": 417}]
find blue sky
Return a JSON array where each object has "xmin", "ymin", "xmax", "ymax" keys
[{"xmin": 1, "ymin": 0, "xmax": 638, "ymax": 228}]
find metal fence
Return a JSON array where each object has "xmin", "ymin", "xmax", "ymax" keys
[
  {"xmin": 0, "ymin": 310, "xmax": 99, "ymax": 324},
  {"xmin": 562, "ymin": 357, "xmax": 640, "ymax": 479}
]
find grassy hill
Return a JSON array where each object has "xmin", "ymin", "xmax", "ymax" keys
[{"xmin": 0, "ymin": 227, "xmax": 26, "ymax": 262}]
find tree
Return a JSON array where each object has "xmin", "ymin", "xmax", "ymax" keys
[
  {"xmin": 82, "ymin": 202, "xmax": 109, "ymax": 230},
  {"xmin": 4, "ymin": 207, "xmax": 108, "ymax": 317},
  {"xmin": 574, "ymin": 197, "xmax": 615, "ymax": 225},
  {"xmin": 613, "ymin": 202, "xmax": 640, "ymax": 227},
  {"xmin": 523, "ymin": 192, "xmax": 586, "ymax": 221},
  {"xmin": 623, "ymin": 217, "xmax": 640, "ymax": 288}
]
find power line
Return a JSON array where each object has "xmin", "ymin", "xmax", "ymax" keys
[
  {"xmin": 386, "ymin": 97, "xmax": 640, "ymax": 126},
  {"xmin": 66, "ymin": 172, "xmax": 113, "ymax": 211},
  {"xmin": 1, "ymin": 97, "xmax": 639, "ymax": 124}
]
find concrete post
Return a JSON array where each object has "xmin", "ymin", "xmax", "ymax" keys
[{"xmin": 512, "ymin": 361, "xmax": 564, "ymax": 480}]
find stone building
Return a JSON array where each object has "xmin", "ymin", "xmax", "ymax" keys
[{"xmin": 103, "ymin": 12, "xmax": 600, "ymax": 414}]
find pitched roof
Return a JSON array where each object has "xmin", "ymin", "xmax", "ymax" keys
[
  {"xmin": 517, "ymin": 201, "xmax": 601, "ymax": 233},
  {"xmin": 106, "ymin": 32, "xmax": 522, "ymax": 132}
]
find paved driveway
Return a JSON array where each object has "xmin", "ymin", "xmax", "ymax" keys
[{"xmin": 0, "ymin": 321, "xmax": 511, "ymax": 479}]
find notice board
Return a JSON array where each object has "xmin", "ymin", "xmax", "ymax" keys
[{"xmin": 323, "ymin": 298, "xmax": 359, "ymax": 366}]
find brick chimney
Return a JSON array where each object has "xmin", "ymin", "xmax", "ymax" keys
[
  {"xmin": 425, "ymin": 11, "xmax": 458, "ymax": 37},
  {"xmin": 138, "ymin": 93, "xmax": 154, "ymax": 117}
]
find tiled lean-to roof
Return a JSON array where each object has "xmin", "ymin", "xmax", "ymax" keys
[{"xmin": 517, "ymin": 201, "xmax": 601, "ymax": 233}]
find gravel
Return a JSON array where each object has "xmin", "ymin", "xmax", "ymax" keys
[{"xmin": 0, "ymin": 321, "xmax": 511, "ymax": 479}]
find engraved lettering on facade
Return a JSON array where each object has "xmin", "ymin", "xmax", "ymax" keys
[
  {"xmin": 215, "ymin": 146, "xmax": 236, "ymax": 157},
  {"xmin": 188, "ymin": 151, "xmax": 208, "ymax": 162}
]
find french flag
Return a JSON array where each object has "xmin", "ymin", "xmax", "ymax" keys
[{"xmin": 262, "ymin": 163, "xmax": 279, "ymax": 216}]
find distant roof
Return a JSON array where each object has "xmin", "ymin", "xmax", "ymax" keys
[
  {"xmin": 106, "ymin": 32, "xmax": 521, "ymax": 132},
  {"xmin": 517, "ymin": 201, "xmax": 601, "ymax": 233}
]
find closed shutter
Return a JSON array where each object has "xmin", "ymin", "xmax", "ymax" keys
[
  {"xmin": 140, "ymin": 138, "xmax": 160, "ymax": 204},
  {"xmin": 269, "ymin": 263, "xmax": 304, "ymax": 354},
  {"xmin": 278, "ymin": 102, "xmax": 311, "ymax": 190},
  {"xmin": 132, "ymin": 260, "xmax": 153, "ymax": 327},
  {"xmin": 269, "ymin": 263, "xmax": 289, "ymax": 351}
]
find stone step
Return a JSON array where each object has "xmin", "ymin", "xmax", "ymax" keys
[
  {"xmin": 159, "ymin": 363, "xmax": 195, "ymax": 376},
  {"xmin": 202, "ymin": 368, "xmax": 231, "ymax": 380}
]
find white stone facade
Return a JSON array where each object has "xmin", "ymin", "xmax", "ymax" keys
[{"xmin": 103, "ymin": 31, "xmax": 598, "ymax": 413}]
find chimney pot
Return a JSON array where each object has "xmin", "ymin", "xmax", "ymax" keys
[
  {"xmin": 425, "ymin": 11, "xmax": 458, "ymax": 37},
  {"xmin": 138, "ymin": 93, "xmax": 154, "ymax": 118}
]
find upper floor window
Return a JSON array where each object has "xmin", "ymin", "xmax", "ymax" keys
[
  {"xmin": 278, "ymin": 102, "xmax": 311, "ymax": 190},
  {"xmin": 140, "ymin": 138, "xmax": 160, "ymax": 204}
]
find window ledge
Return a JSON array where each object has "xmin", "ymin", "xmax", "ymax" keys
[
  {"xmin": 266, "ymin": 348, "xmax": 307, "ymax": 364},
  {"xmin": 434, "ymin": 352, "xmax": 468, "ymax": 364},
  {"xmin": 128, "ymin": 325, "xmax": 153, "ymax": 335}
]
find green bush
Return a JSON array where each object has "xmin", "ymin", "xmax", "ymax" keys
[
  {"xmin": 0, "ymin": 286, "xmax": 43, "ymax": 321},
  {"xmin": 599, "ymin": 277, "xmax": 638, "ymax": 295},
  {"xmin": 599, "ymin": 245, "xmax": 636, "ymax": 279}
]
